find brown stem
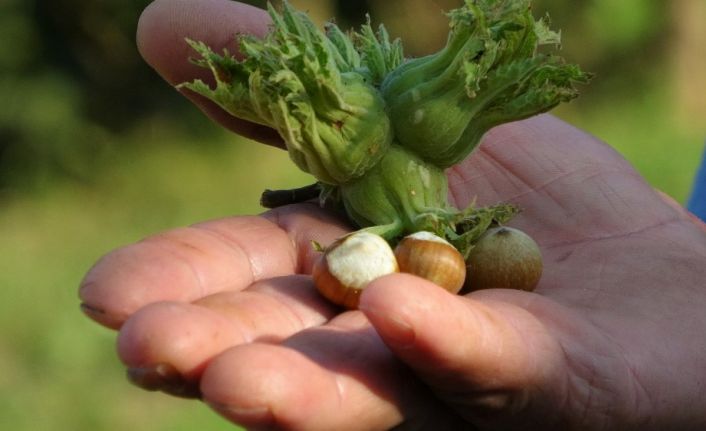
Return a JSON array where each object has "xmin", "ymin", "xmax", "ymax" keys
[{"xmin": 260, "ymin": 183, "xmax": 321, "ymax": 208}]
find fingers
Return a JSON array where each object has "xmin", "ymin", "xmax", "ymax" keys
[
  {"xmin": 79, "ymin": 204, "xmax": 350, "ymax": 329},
  {"xmin": 136, "ymin": 0, "xmax": 281, "ymax": 145},
  {"xmin": 117, "ymin": 275, "xmax": 467, "ymax": 429},
  {"xmin": 118, "ymin": 275, "xmax": 338, "ymax": 397},
  {"xmin": 359, "ymin": 274, "xmax": 565, "ymax": 426},
  {"xmin": 200, "ymin": 311, "xmax": 469, "ymax": 430}
]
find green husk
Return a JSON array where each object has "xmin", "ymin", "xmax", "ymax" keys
[
  {"xmin": 181, "ymin": 3, "xmax": 394, "ymax": 185},
  {"xmin": 180, "ymin": 0, "xmax": 588, "ymax": 256},
  {"xmin": 381, "ymin": 0, "xmax": 590, "ymax": 168}
]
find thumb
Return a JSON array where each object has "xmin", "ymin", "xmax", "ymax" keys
[{"xmin": 359, "ymin": 274, "xmax": 565, "ymax": 427}]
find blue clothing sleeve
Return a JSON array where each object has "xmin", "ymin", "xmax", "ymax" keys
[{"xmin": 687, "ymin": 143, "xmax": 706, "ymax": 221}]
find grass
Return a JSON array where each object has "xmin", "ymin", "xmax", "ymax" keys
[{"xmin": 1, "ymin": 82, "xmax": 703, "ymax": 429}]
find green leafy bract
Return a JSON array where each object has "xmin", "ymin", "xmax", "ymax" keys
[{"xmin": 181, "ymin": 2, "xmax": 402, "ymax": 184}]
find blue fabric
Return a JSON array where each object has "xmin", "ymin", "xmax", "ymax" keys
[{"xmin": 687, "ymin": 143, "xmax": 706, "ymax": 221}]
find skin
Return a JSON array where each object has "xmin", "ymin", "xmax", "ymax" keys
[{"xmin": 79, "ymin": 0, "xmax": 706, "ymax": 429}]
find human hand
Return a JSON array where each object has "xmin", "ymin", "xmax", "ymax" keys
[{"xmin": 79, "ymin": 0, "xmax": 706, "ymax": 429}]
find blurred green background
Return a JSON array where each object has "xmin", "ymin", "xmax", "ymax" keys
[{"xmin": 1, "ymin": 0, "xmax": 704, "ymax": 429}]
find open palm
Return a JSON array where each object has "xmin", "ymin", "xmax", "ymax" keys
[{"xmin": 80, "ymin": 1, "xmax": 706, "ymax": 430}]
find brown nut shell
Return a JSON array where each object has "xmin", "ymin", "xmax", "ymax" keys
[
  {"xmin": 313, "ymin": 231, "xmax": 398, "ymax": 309},
  {"xmin": 313, "ymin": 255, "xmax": 362, "ymax": 309},
  {"xmin": 394, "ymin": 232, "xmax": 466, "ymax": 294},
  {"xmin": 465, "ymin": 226, "xmax": 542, "ymax": 292}
]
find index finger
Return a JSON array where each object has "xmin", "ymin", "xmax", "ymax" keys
[
  {"xmin": 137, "ymin": 0, "xmax": 281, "ymax": 145},
  {"xmin": 79, "ymin": 204, "xmax": 350, "ymax": 329}
]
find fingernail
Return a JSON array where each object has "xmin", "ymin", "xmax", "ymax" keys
[
  {"xmin": 80, "ymin": 302, "xmax": 105, "ymax": 317},
  {"xmin": 206, "ymin": 401, "xmax": 273, "ymax": 428},
  {"xmin": 80, "ymin": 302, "xmax": 125, "ymax": 328},
  {"xmin": 360, "ymin": 307, "xmax": 416, "ymax": 349},
  {"xmin": 127, "ymin": 363, "xmax": 201, "ymax": 399}
]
